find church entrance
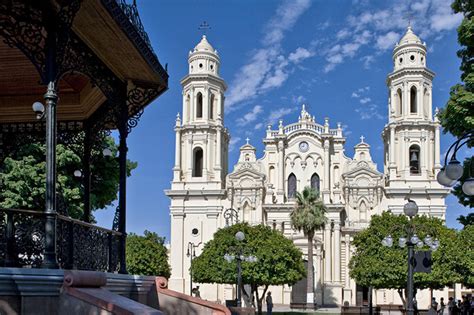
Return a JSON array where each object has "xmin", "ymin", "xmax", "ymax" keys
[{"xmin": 290, "ymin": 261, "xmax": 310, "ymax": 308}]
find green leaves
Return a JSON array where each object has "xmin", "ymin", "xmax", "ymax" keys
[
  {"xmin": 126, "ymin": 230, "xmax": 171, "ymax": 277},
  {"xmin": 349, "ymin": 212, "xmax": 471, "ymax": 290},
  {"xmin": 291, "ymin": 186, "xmax": 327, "ymax": 236},
  {"xmin": 438, "ymin": 0, "xmax": 474, "ymax": 208},
  {"xmin": 191, "ymin": 223, "xmax": 305, "ymax": 287},
  {"xmin": 0, "ymin": 136, "xmax": 137, "ymax": 221}
]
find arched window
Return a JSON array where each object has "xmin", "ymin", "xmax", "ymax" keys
[
  {"xmin": 359, "ymin": 200, "xmax": 367, "ymax": 221},
  {"xmin": 185, "ymin": 95, "xmax": 190, "ymax": 122},
  {"xmin": 209, "ymin": 94, "xmax": 214, "ymax": 119},
  {"xmin": 196, "ymin": 92, "xmax": 203, "ymax": 118},
  {"xmin": 193, "ymin": 147, "xmax": 203, "ymax": 177},
  {"xmin": 409, "ymin": 145, "xmax": 420, "ymax": 175},
  {"xmin": 410, "ymin": 86, "xmax": 417, "ymax": 113},
  {"xmin": 396, "ymin": 89, "xmax": 402, "ymax": 116},
  {"xmin": 311, "ymin": 173, "xmax": 320, "ymax": 194},
  {"xmin": 288, "ymin": 173, "xmax": 297, "ymax": 199},
  {"xmin": 423, "ymin": 88, "xmax": 429, "ymax": 118},
  {"xmin": 269, "ymin": 166, "xmax": 275, "ymax": 186}
]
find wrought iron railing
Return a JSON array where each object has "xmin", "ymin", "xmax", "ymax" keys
[
  {"xmin": 0, "ymin": 208, "xmax": 122, "ymax": 272},
  {"xmin": 116, "ymin": 0, "xmax": 152, "ymax": 51}
]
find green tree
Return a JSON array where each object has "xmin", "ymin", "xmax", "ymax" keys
[
  {"xmin": 0, "ymin": 136, "xmax": 137, "ymax": 221},
  {"xmin": 458, "ymin": 213, "xmax": 474, "ymax": 227},
  {"xmin": 349, "ymin": 212, "xmax": 462, "ymax": 305},
  {"xmin": 126, "ymin": 230, "xmax": 171, "ymax": 278},
  {"xmin": 438, "ymin": 0, "xmax": 474, "ymax": 207},
  {"xmin": 290, "ymin": 186, "xmax": 327, "ymax": 308},
  {"xmin": 456, "ymin": 225, "xmax": 474, "ymax": 287},
  {"xmin": 191, "ymin": 223, "xmax": 305, "ymax": 315}
]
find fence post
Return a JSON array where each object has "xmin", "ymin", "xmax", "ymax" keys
[{"xmin": 5, "ymin": 212, "xmax": 16, "ymax": 267}]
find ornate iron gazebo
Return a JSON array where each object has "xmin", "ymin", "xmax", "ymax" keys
[{"xmin": 0, "ymin": 0, "xmax": 168, "ymax": 273}]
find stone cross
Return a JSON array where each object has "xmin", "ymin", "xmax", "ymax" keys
[
  {"xmin": 360, "ymin": 135, "xmax": 365, "ymax": 143},
  {"xmin": 246, "ymin": 137, "xmax": 250, "ymax": 145}
]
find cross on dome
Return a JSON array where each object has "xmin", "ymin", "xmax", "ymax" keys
[
  {"xmin": 246, "ymin": 137, "xmax": 250, "ymax": 145},
  {"xmin": 360, "ymin": 135, "xmax": 365, "ymax": 143}
]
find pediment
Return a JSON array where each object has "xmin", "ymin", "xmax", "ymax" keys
[
  {"xmin": 228, "ymin": 164, "xmax": 266, "ymax": 181},
  {"xmin": 342, "ymin": 163, "xmax": 382, "ymax": 179}
]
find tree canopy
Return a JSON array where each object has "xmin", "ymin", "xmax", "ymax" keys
[
  {"xmin": 349, "ymin": 212, "xmax": 466, "ymax": 303},
  {"xmin": 0, "ymin": 136, "xmax": 137, "ymax": 221},
  {"xmin": 191, "ymin": 223, "xmax": 305, "ymax": 314},
  {"xmin": 438, "ymin": 0, "xmax": 474, "ymax": 208},
  {"xmin": 458, "ymin": 213, "xmax": 474, "ymax": 227},
  {"xmin": 290, "ymin": 186, "xmax": 327, "ymax": 307},
  {"xmin": 126, "ymin": 230, "xmax": 171, "ymax": 278}
]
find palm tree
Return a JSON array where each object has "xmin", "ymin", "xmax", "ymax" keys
[{"xmin": 290, "ymin": 186, "xmax": 327, "ymax": 309}]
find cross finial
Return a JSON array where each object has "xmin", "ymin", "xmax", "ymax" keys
[
  {"xmin": 360, "ymin": 135, "xmax": 365, "ymax": 143},
  {"xmin": 405, "ymin": 12, "xmax": 414, "ymax": 29},
  {"xmin": 245, "ymin": 137, "xmax": 250, "ymax": 145},
  {"xmin": 198, "ymin": 21, "xmax": 211, "ymax": 35}
]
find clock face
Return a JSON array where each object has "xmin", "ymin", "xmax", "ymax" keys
[{"xmin": 299, "ymin": 141, "xmax": 309, "ymax": 152}]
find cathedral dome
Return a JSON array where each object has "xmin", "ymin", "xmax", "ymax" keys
[
  {"xmin": 397, "ymin": 26, "xmax": 422, "ymax": 46},
  {"xmin": 192, "ymin": 35, "xmax": 217, "ymax": 54}
]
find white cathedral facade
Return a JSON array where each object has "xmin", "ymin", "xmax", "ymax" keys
[{"xmin": 165, "ymin": 27, "xmax": 450, "ymax": 307}]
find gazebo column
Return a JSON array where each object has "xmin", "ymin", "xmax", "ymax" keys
[
  {"xmin": 118, "ymin": 97, "xmax": 129, "ymax": 274},
  {"xmin": 82, "ymin": 124, "xmax": 92, "ymax": 222},
  {"xmin": 42, "ymin": 25, "xmax": 59, "ymax": 269}
]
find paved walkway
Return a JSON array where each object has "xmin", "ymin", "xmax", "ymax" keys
[{"xmin": 267, "ymin": 304, "xmax": 341, "ymax": 314}]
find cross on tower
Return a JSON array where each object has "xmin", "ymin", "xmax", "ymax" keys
[
  {"xmin": 360, "ymin": 135, "xmax": 365, "ymax": 143},
  {"xmin": 245, "ymin": 137, "xmax": 250, "ymax": 145},
  {"xmin": 198, "ymin": 21, "xmax": 211, "ymax": 35},
  {"xmin": 405, "ymin": 12, "xmax": 414, "ymax": 28}
]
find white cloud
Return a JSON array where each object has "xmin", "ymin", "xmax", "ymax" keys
[
  {"xmin": 319, "ymin": 0, "xmax": 462, "ymax": 72},
  {"xmin": 351, "ymin": 92, "xmax": 360, "ymax": 98},
  {"xmin": 267, "ymin": 106, "xmax": 298, "ymax": 125},
  {"xmin": 236, "ymin": 105, "xmax": 263, "ymax": 126},
  {"xmin": 360, "ymin": 97, "xmax": 371, "ymax": 104},
  {"xmin": 226, "ymin": 0, "xmax": 312, "ymax": 110},
  {"xmin": 229, "ymin": 137, "xmax": 242, "ymax": 152},
  {"xmin": 288, "ymin": 47, "xmax": 314, "ymax": 63},
  {"xmin": 254, "ymin": 123, "xmax": 264, "ymax": 130},
  {"xmin": 355, "ymin": 104, "xmax": 384, "ymax": 120},
  {"xmin": 263, "ymin": 0, "xmax": 311, "ymax": 46},
  {"xmin": 376, "ymin": 31, "xmax": 400, "ymax": 51}
]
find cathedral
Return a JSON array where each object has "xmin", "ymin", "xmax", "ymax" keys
[{"xmin": 165, "ymin": 27, "xmax": 450, "ymax": 307}]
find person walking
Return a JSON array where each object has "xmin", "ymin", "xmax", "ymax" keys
[
  {"xmin": 266, "ymin": 291, "xmax": 273, "ymax": 315},
  {"xmin": 429, "ymin": 298, "xmax": 439, "ymax": 315},
  {"xmin": 439, "ymin": 297, "xmax": 446, "ymax": 315},
  {"xmin": 449, "ymin": 297, "xmax": 456, "ymax": 315}
]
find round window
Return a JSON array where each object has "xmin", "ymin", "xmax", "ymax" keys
[
  {"xmin": 210, "ymin": 64, "xmax": 214, "ymax": 70},
  {"xmin": 192, "ymin": 228, "xmax": 199, "ymax": 236},
  {"xmin": 199, "ymin": 63, "xmax": 203, "ymax": 68},
  {"xmin": 410, "ymin": 55, "xmax": 415, "ymax": 61},
  {"xmin": 399, "ymin": 57, "xmax": 403, "ymax": 64}
]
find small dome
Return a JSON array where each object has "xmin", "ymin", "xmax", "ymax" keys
[
  {"xmin": 398, "ymin": 26, "xmax": 422, "ymax": 46},
  {"xmin": 193, "ymin": 35, "xmax": 216, "ymax": 54}
]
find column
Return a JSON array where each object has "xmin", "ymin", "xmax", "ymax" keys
[
  {"xmin": 203, "ymin": 137, "xmax": 208, "ymax": 176},
  {"xmin": 324, "ymin": 140, "xmax": 330, "ymax": 190},
  {"xmin": 404, "ymin": 83, "xmax": 409, "ymax": 117},
  {"xmin": 334, "ymin": 222, "xmax": 341, "ymax": 283},
  {"xmin": 278, "ymin": 140, "xmax": 285, "ymax": 196},
  {"xmin": 173, "ymin": 125, "xmax": 181, "ymax": 181},
  {"xmin": 83, "ymin": 124, "xmax": 92, "ymax": 222},
  {"xmin": 42, "ymin": 26, "xmax": 59, "ymax": 269},
  {"xmin": 389, "ymin": 125, "xmax": 396, "ymax": 179},
  {"xmin": 324, "ymin": 226, "xmax": 331, "ymax": 282},
  {"xmin": 169, "ymin": 212, "xmax": 185, "ymax": 292},
  {"xmin": 206, "ymin": 136, "xmax": 211, "ymax": 176},
  {"xmin": 118, "ymin": 96, "xmax": 128, "ymax": 274},
  {"xmin": 182, "ymin": 92, "xmax": 188, "ymax": 124},
  {"xmin": 344, "ymin": 234, "xmax": 350, "ymax": 288},
  {"xmin": 187, "ymin": 139, "xmax": 193, "ymax": 176},
  {"xmin": 434, "ymin": 124, "xmax": 441, "ymax": 170},
  {"xmin": 216, "ymin": 127, "xmax": 222, "ymax": 171},
  {"xmin": 190, "ymin": 88, "xmax": 195, "ymax": 122}
]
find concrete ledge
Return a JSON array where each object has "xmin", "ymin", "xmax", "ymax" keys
[{"xmin": 0, "ymin": 267, "xmax": 64, "ymax": 296}]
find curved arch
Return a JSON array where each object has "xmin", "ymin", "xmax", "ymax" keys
[
  {"xmin": 396, "ymin": 88, "xmax": 403, "ymax": 116},
  {"xmin": 192, "ymin": 147, "xmax": 203, "ymax": 177},
  {"xmin": 196, "ymin": 92, "xmax": 203, "ymax": 118},
  {"xmin": 287, "ymin": 173, "xmax": 297, "ymax": 199},
  {"xmin": 409, "ymin": 144, "xmax": 420, "ymax": 175},
  {"xmin": 359, "ymin": 198, "xmax": 368, "ymax": 221},
  {"xmin": 310, "ymin": 173, "xmax": 320, "ymax": 194},
  {"xmin": 410, "ymin": 86, "xmax": 417, "ymax": 113},
  {"xmin": 209, "ymin": 94, "xmax": 215, "ymax": 119}
]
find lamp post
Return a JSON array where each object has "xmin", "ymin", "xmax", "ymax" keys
[
  {"xmin": 224, "ymin": 231, "xmax": 258, "ymax": 308},
  {"xmin": 187, "ymin": 241, "xmax": 200, "ymax": 296},
  {"xmin": 437, "ymin": 131, "xmax": 474, "ymax": 196},
  {"xmin": 382, "ymin": 200, "xmax": 440, "ymax": 315}
]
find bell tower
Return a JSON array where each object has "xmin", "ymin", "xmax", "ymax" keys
[
  {"xmin": 173, "ymin": 35, "xmax": 229, "ymax": 184},
  {"xmin": 166, "ymin": 36, "xmax": 229, "ymax": 296},
  {"xmin": 382, "ymin": 26, "xmax": 448, "ymax": 217}
]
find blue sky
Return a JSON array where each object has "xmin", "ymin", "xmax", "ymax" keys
[{"xmin": 95, "ymin": 0, "xmax": 471, "ymax": 240}]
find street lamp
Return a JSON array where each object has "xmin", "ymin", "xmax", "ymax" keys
[
  {"xmin": 224, "ymin": 231, "xmax": 258, "ymax": 308},
  {"xmin": 187, "ymin": 241, "xmax": 201, "ymax": 296},
  {"xmin": 437, "ymin": 131, "xmax": 473, "ymax": 196},
  {"xmin": 382, "ymin": 200, "xmax": 440, "ymax": 315}
]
